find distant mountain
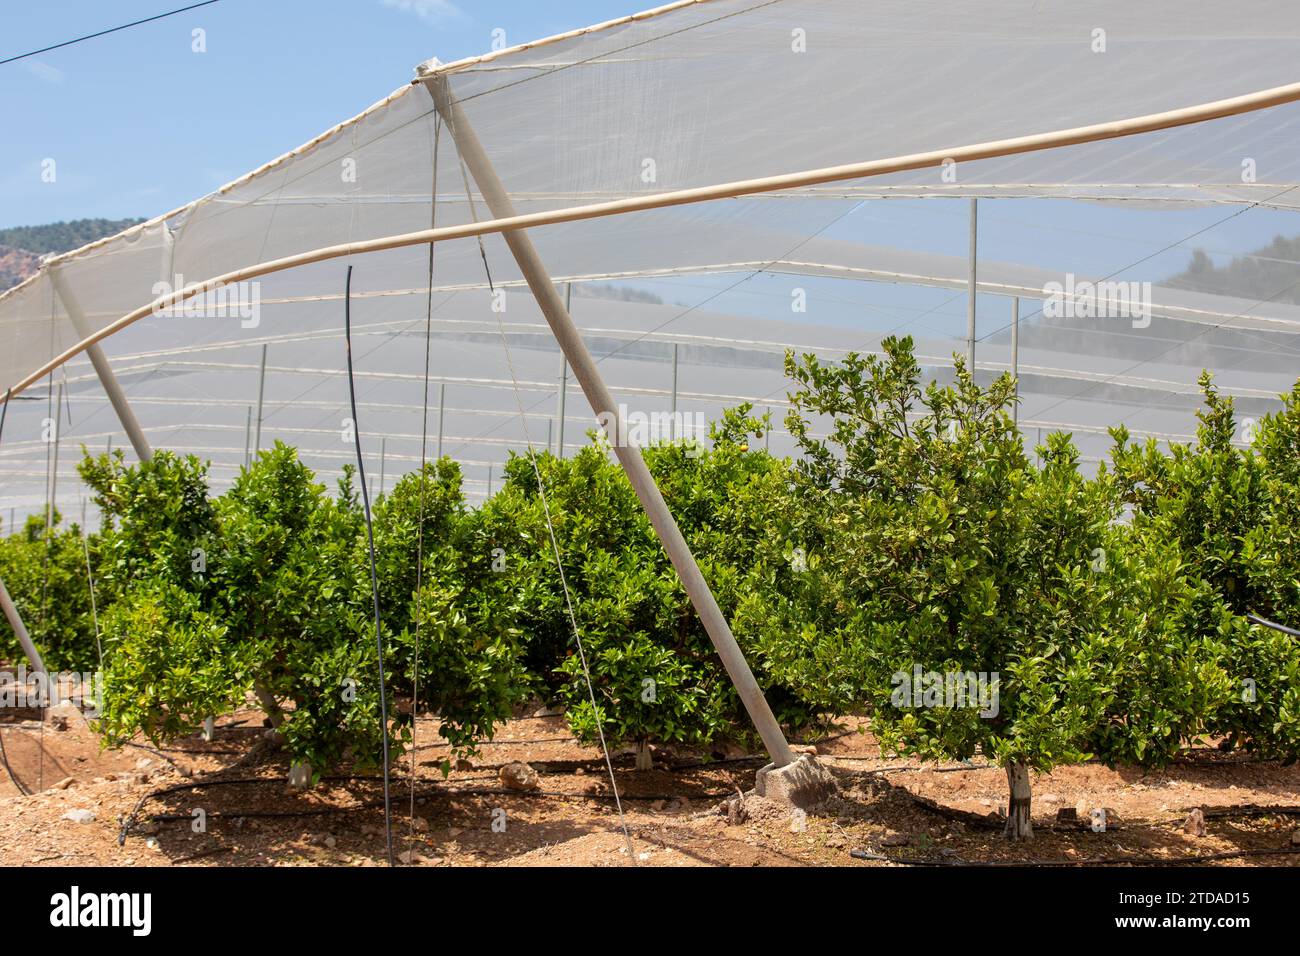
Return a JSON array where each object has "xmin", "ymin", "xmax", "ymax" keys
[
  {"xmin": 1166, "ymin": 235, "xmax": 1300, "ymax": 306},
  {"xmin": 0, "ymin": 218, "xmax": 145, "ymax": 292},
  {"xmin": 0, "ymin": 245, "xmax": 42, "ymax": 292}
]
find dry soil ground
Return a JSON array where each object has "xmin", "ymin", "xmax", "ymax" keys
[{"xmin": 2, "ymin": 704, "xmax": 1299, "ymax": 867}]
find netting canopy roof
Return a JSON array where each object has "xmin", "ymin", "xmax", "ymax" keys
[{"xmin": 3, "ymin": 0, "xmax": 1300, "ymax": 520}]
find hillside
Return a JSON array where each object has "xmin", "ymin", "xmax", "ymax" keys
[{"xmin": 0, "ymin": 218, "xmax": 144, "ymax": 292}]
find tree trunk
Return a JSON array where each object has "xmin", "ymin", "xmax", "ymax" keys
[
  {"xmin": 635, "ymin": 739, "xmax": 653, "ymax": 771},
  {"xmin": 254, "ymin": 683, "xmax": 283, "ymax": 730},
  {"xmin": 1003, "ymin": 762, "xmax": 1033, "ymax": 840}
]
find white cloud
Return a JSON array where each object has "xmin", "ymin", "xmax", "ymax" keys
[
  {"xmin": 380, "ymin": 0, "xmax": 466, "ymax": 26},
  {"xmin": 24, "ymin": 61, "xmax": 65, "ymax": 85}
]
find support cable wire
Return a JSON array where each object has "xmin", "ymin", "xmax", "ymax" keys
[
  {"xmin": 344, "ymin": 265, "xmax": 396, "ymax": 867},
  {"xmin": 453, "ymin": 148, "xmax": 637, "ymax": 863},
  {"xmin": 0, "ymin": 1, "xmax": 221, "ymax": 66},
  {"xmin": 409, "ymin": 114, "xmax": 443, "ymax": 853}
]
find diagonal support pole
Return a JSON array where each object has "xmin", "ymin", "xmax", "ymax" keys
[
  {"xmin": 49, "ymin": 266, "xmax": 153, "ymax": 463},
  {"xmin": 424, "ymin": 72, "xmax": 794, "ymax": 768}
]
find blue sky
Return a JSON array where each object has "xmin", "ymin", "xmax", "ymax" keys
[{"xmin": 1, "ymin": 0, "xmax": 633, "ymax": 226}]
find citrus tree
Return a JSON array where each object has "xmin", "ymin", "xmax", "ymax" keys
[
  {"xmin": 0, "ymin": 510, "xmax": 101, "ymax": 672},
  {"xmin": 1108, "ymin": 374, "xmax": 1300, "ymax": 761},
  {"xmin": 477, "ymin": 408, "xmax": 819, "ymax": 767},
  {"xmin": 741, "ymin": 336, "xmax": 1232, "ymax": 838},
  {"xmin": 82, "ymin": 442, "xmax": 526, "ymax": 777}
]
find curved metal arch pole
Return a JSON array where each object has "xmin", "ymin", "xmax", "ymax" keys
[{"xmin": 423, "ymin": 73, "xmax": 795, "ymax": 768}]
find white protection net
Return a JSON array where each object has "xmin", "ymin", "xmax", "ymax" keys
[{"xmin": 2, "ymin": 0, "xmax": 1300, "ymax": 522}]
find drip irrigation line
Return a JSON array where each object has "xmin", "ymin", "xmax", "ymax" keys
[
  {"xmin": 850, "ymin": 846, "xmax": 1300, "ymax": 867},
  {"xmin": 344, "ymin": 264, "xmax": 395, "ymax": 867},
  {"xmin": 1247, "ymin": 612, "xmax": 1300, "ymax": 638},
  {"xmin": 171, "ymin": 846, "xmax": 234, "ymax": 864},
  {"xmin": 0, "ymin": 1, "xmax": 220, "ymax": 66},
  {"xmin": 0, "ymin": 729, "xmax": 29, "ymax": 796},
  {"xmin": 410, "ymin": 736, "xmax": 576, "ymax": 751}
]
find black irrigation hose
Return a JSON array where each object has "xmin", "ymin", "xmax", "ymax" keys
[
  {"xmin": 1247, "ymin": 612, "xmax": 1300, "ymax": 638},
  {"xmin": 850, "ymin": 847, "xmax": 1300, "ymax": 867},
  {"xmin": 0, "ymin": 728, "xmax": 30, "ymax": 796},
  {"xmin": 344, "ymin": 264, "xmax": 395, "ymax": 868}
]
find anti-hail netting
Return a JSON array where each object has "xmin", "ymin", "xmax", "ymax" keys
[{"xmin": 3, "ymin": 0, "xmax": 1300, "ymax": 524}]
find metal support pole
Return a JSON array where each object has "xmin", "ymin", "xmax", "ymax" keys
[
  {"xmin": 966, "ymin": 197, "xmax": 978, "ymax": 373},
  {"xmin": 765, "ymin": 406, "xmax": 771, "ymax": 451},
  {"xmin": 426, "ymin": 74, "xmax": 794, "ymax": 768},
  {"xmin": 1011, "ymin": 295, "xmax": 1020, "ymax": 427},
  {"xmin": 486, "ymin": 462, "xmax": 493, "ymax": 498},
  {"xmin": 254, "ymin": 343, "xmax": 268, "ymax": 457},
  {"xmin": 49, "ymin": 267, "xmax": 153, "ymax": 462},
  {"xmin": 0, "ymin": 576, "xmax": 45, "ymax": 677},
  {"xmin": 379, "ymin": 436, "xmax": 387, "ymax": 497},
  {"xmin": 436, "ymin": 382, "xmax": 445, "ymax": 460}
]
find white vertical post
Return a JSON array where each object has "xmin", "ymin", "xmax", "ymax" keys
[
  {"xmin": 46, "ymin": 383, "xmax": 62, "ymax": 541},
  {"xmin": 426, "ymin": 73, "xmax": 794, "ymax": 768},
  {"xmin": 436, "ymin": 382, "xmax": 445, "ymax": 460},
  {"xmin": 243, "ymin": 406, "xmax": 252, "ymax": 467},
  {"xmin": 555, "ymin": 293, "xmax": 568, "ymax": 460},
  {"xmin": 967, "ymin": 197, "xmax": 978, "ymax": 373},
  {"xmin": 379, "ymin": 436, "xmax": 387, "ymax": 496},
  {"xmin": 1011, "ymin": 295, "xmax": 1020, "ymax": 427},
  {"xmin": 671, "ymin": 343, "xmax": 679, "ymax": 415},
  {"xmin": 49, "ymin": 267, "xmax": 152, "ymax": 462},
  {"xmin": 254, "ymin": 343, "xmax": 268, "ymax": 456}
]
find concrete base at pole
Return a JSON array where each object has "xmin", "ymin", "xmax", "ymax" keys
[{"xmin": 753, "ymin": 754, "xmax": 837, "ymax": 809}]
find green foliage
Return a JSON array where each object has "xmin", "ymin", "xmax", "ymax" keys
[
  {"xmin": 6, "ymin": 340, "xmax": 1299, "ymax": 800},
  {"xmin": 479, "ymin": 408, "xmax": 820, "ymax": 754},
  {"xmin": 79, "ymin": 448, "xmax": 217, "ymax": 603},
  {"xmin": 73, "ymin": 442, "xmax": 525, "ymax": 776},
  {"xmin": 741, "ymin": 336, "xmax": 1248, "ymax": 839},
  {"xmin": 0, "ymin": 511, "xmax": 101, "ymax": 671},
  {"xmin": 95, "ymin": 582, "xmax": 249, "ymax": 746},
  {"xmin": 1108, "ymin": 374, "xmax": 1300, "ymax": 760}
]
